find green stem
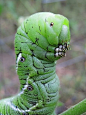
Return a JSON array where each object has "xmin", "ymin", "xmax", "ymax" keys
[{"xmin": 59, "ymin": 99, "xmax": 86, "ymax": 115}]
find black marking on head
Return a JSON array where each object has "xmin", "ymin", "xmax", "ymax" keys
[
  {"xmin": 31, "ymin": 42, "xmax": 36, "ymax": 45},
  {"xmin": 35, "ymin": 38, "xmax": 39, "ymax": 45},
  {"xmin": 25, "ymin": 31, "xmax": 28, "ymax": 35},
  {"xmin": 50, "ymin": 22, "xmax": 54, "ymax": 27},
  {"xmin": 37, "ymin": 70, "xmax": 39, "ymax": 75},
  {"xmin": 46, "ymin": 46, "xmax": 49, "ymax": 51},
  {"xmin": 27, "ymin": 84, "xmax": 33, "ymax": 91},
  {"xmin": 39, "ymin": 26, "xmax": 41, "ymax": 31},
  {"xmin": 20, "ymin": 57, "xmax": 25, "ymax": 62},
  {"xmin": 31, "ymin": 49, "xmax": 35, "ymax": 56},
  {"xmin": 43, "ymin": 68, "xmax": 46, "ymax": 72}
]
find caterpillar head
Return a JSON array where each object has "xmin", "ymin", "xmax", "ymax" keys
[{"xmin": 15, "ymin": 12, "xmax": 70, "ymax": 62}]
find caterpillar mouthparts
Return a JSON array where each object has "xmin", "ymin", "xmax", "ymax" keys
[{"xmin": 55, "ymin": 43, "xmax": 70, "ymax": 57}]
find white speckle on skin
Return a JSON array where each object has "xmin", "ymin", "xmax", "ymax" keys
[
  {"xmin": 55, "ymin": 53, "xmax": 59, "ymax": 57},
  {"xmin": 16, "ymin": 53, "xmax": 22, "ymax": 72},
  {"xmin": 18, "ymin": 77, "xmax": 29, "ymax": 96}
]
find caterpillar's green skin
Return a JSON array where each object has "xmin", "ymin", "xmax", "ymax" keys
[{"xmin": 0, "ymin": 12, "xmax": 70, "ymax": 115}]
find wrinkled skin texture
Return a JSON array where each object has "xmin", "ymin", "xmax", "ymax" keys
[{"xmin": 0, "ymin": 12, "xmax": 70, "ymax": 115}]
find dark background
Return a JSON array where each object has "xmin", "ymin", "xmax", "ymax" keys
[{"xmin": 0, "ymin": 0, "xmax": 86, "ymax": 114}]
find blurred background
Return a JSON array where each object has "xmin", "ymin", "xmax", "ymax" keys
[{"xmin": 0, "ymin": 0, "xmax": 86, "ymax": 114}]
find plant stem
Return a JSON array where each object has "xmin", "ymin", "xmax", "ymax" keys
[{"xmin": 59, "ymin": 99, "xmax": 86, "ymax": 115}]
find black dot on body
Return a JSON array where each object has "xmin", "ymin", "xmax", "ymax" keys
[
  {"xmin": 20, "ymin": 57, "xmax": 25, "ymax": 62},
  {"xmin": 27, "ymin": 85, "xmax": 33, "ymax": 91},
  {"xmin": 50, "ymin": 22, "xmax": 54, "ymax": 27}
]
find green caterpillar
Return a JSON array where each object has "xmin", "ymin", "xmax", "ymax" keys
[{"xmin": 0, "ymin": 12, "xmax": 70, "ymax": 115}]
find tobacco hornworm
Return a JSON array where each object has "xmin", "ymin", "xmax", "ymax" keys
[{"xmin": 0, "ymin": 12, "xmax": 70, "ymax": 115}]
